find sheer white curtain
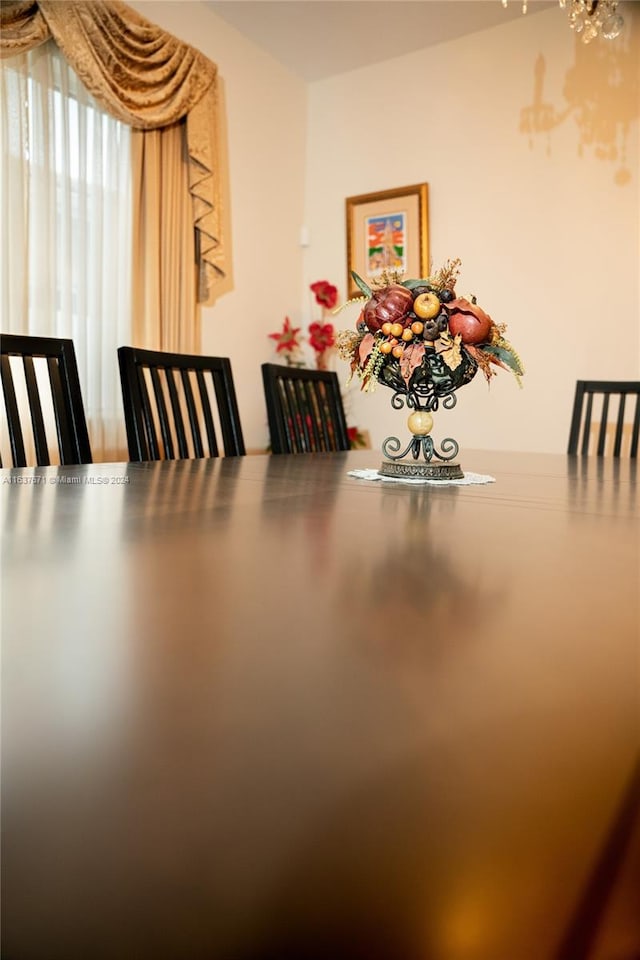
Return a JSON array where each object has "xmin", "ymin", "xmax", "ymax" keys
[{"xmin": 1, "ymin": 40, "xmax": 132, "ymax": 461}]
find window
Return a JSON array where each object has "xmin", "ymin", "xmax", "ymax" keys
[{"xmin": 1, "ymin": 40, "xmax": 132, "ymax": 460}]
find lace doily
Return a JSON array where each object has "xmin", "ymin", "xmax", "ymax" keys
[{"xmin": 348, "ymin": 468, "xmax": 495, "ymax": 487}]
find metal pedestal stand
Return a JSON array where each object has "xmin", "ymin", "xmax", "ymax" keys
[{"xmin": 380, "ymin": 394, "xmax": 464, "ymax": 481}]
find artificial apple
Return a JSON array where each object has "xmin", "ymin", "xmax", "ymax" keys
[{"xmin": 413, "ymin": 291, "xmax": 441, "ymax": 320}]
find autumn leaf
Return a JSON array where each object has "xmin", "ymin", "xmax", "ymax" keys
[
  {"xmin": 358, "ymin": 332, "xmax": 375, "ymax": 366},
  {"xmin": 483, "ymin": 340, "xmax": 525, "ymax": 377},
  {"xmin": 400, "ymin": 342, "xmax": 425, "ymax": 384},
  {"xmin": 439, "ymin": 332, "xmax": 463, "ymax": 371},
  {"xmin": 465, "ymin": 344, "xmax": 496, "ymax": 382}
]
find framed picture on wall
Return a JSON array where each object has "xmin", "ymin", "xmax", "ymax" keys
[{"xmin": 345, "ymin": 183, "xmax": 429, "ymax": 299}]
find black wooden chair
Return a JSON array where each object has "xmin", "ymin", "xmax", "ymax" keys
[
  {"xmin": 568, "ymin": 380, "xmax": 640, "ymax": 457},
  {"xmin": 262, "ymin": 363, "xmax": 350, "ymax": 455},
  {"xmin": 1, "ymin": 333, "xmax": 92, "ymax": 467},
  {"xmin": 118, "ymin": 346, "xmax": 245, "ymax": 462}
]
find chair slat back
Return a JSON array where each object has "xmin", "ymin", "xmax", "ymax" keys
[
  {"xmin": 118, "ymin": 346, "xmax": 245, "ymax": 462},
  {"xmin": 180, "ymin": 369, "xmax": 205, "ymax": 458},
  {"xmin": 164, "ymin": 369, "xmax": 188, "ymax": 458},
  {"xmin": 568, "ymin": 380, "xmax": 640, "ymax": 457},
  {"xmin": 262, "ymin": 363, "xmax": 350, "ymax": 455},
  {"xmin": 0, "ymin": 334, "xmax": 92, "ymax": 467},
  {"xmin": 1, "ymin": 353, "xmax": 27, "ymax": 467},
  {"xmin": 23, "ymin": 355, "xmax": 50, "ymax": 464},
  {"xmin": 196, "ymin": 369, "xmax": 220, "ymax": 458}
]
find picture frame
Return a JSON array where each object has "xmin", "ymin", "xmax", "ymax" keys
[{"xmin": 345, "ymin": 183, "xmax": 429, "ymax": 299}]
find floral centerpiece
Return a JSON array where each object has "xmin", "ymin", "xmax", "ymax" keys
[
  {"xmin": 336, "ymin": 258, "xmax": 523, "ymax": 478},
  {"xmin": 268, "ymin": 316, "xmax": 303, "ymax": 367},
  {"xmin": 267, "ymin": 280, "xmax": 369, "ymax": 450},
  {"xmin": 309, "ymin": 280, "xmax": 338, "ymax": 370}
]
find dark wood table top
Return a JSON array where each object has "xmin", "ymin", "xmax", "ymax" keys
[{"xmin": 2, "ymin": 451, "xmax": 639, "ymax": 960}]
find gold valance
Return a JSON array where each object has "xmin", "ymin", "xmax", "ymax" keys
[{"xmin": 1, "ymin": 0, "xmax": 224, "ymax": 300}]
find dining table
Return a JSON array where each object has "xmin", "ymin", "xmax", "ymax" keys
[{"xmin": 1, "ymin": 449, "xmax": 638, "ymax": 960}]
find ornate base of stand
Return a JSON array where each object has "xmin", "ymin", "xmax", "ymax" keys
[
  {"xmin": 379, "ymin": 459, "xmax": 464, "ymax": 481},
  {"xmin": 380, "ymin": 391, "xmax": 466, "ymax": 481}
]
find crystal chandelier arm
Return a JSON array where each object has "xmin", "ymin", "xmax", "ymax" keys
[{"xmin": 501, "ymin": 0, "xmax": 623, "ymax": 41}]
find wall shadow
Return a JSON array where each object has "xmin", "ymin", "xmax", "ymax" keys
[{"xmin": 520, "ymin": 18, "xmax": 639, "ymax": 185}]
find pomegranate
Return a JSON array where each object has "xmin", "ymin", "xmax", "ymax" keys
[
  {"xmin": 363, "ymin": 284, "xmax": 413, "ymax": 333},
  {"xmin": 447, "ymin": 298, "xmax": 493, "ymax": 345}
]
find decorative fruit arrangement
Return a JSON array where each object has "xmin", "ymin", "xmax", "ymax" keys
[{"xmin": 337, "ymin": 258, "xmax": 524, "ymax": 396}]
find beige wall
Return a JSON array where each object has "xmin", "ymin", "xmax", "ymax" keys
[
  {"xmin": 305, "ymin": 6, "xmax": 640, "ymax": 454},
  {"xmin": 132, "ymin": 3, "xmax": 639, "ymax": 455}
]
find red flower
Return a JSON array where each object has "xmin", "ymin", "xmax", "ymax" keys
[
  {"xmin": 310, "ymin": 280, "xmax": 338, "ymax": 310},
  {"xmin": 308, "ymin": 321, "xmax": 335, "ymax": 354},
  {"xmin": 268, "ymin": 316, "xmax": 301, "ymax": 354},
  {"xmin": 347, "ymin": 426, "xmax": 368, "ymax": 450}
]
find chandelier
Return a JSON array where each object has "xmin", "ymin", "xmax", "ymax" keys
[{"xmin": 502, "ymin": 0, "xmax": 625, "ymax": 43}]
